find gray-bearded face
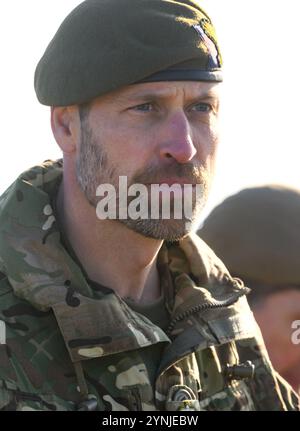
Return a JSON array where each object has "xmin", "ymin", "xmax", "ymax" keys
[{"xmin": 76, "ymin": 115, "xmax": 210, "ymax": 241}]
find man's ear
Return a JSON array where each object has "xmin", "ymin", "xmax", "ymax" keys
[{"xmin": 51, "ymin": 106, "xmax": 79, "ymax": 154}]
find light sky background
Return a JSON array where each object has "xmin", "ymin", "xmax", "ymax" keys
[{"xmin": 1, "ymin": 0, "xmax": 299, "ymax": 223}]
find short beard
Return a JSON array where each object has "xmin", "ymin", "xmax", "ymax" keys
[
  {"xmin": 120, "ymin": 205, "xmax": 206, "ymax": 241},
  {"xmin": 76, "ymin": 117, "xmax": 210, "ymax": 241}
]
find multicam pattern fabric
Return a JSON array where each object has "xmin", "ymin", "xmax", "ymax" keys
[{"xmin": 0, "ymin": 160, "xmax": 299, "ymax": 411}]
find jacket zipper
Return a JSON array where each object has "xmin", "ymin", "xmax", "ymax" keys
[{"xmin": 166, "ymin": 286, "xmax": 249, "ymax": 336}]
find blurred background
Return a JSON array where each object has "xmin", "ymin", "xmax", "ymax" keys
[{"xmin": 0, "ymin": 0, "xmax": 299, "ymax": 223}]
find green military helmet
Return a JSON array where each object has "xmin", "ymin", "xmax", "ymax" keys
[
  {"xmin": 199, "ymin": 185, "xmax": 300, "ymax": 288},
  {"xmin": 34, "ymin": 0, "xmax": 223, "ymax": 107}
]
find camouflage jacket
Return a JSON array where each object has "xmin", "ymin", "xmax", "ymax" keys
[{"xmin": 0, "ymin": 160, "xmax": 298, "ymax": 411}]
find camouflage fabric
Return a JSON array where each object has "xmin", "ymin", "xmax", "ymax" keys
[{"xmin": 0, "ymin": 160, "xmax": 299, "ymax": 411}]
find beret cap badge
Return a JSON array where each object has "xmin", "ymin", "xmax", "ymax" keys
[{"xmin": 193, "ymin": 19, "xmax": 223, "ymax": 69}]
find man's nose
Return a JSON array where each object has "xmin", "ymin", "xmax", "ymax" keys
[{"xmin": 158, "ymin": 111, "xmax": 197, "ymax": 164}]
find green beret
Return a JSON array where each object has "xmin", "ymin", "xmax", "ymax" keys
[
  {"xmin": 199, "ymin": 186, "xmax": 300, "ymax": 287},
  {"xmin": 34, "ymin": 0, "xmax": 223, "ymax": 107}
]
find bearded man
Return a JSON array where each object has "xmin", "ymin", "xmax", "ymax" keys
[{"xmin": 0, "ymin": 0, "xmax": 298, "ymax": 411}]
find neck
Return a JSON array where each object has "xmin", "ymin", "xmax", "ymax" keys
[{"xmin": 56, "ymin": 174, "xmax": 163, "ymax": 304}]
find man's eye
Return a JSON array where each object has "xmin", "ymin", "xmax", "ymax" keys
[
  {"xmin": 192, "ymin": 103, "xmax": 212, "ymax": 113},
  {"xmin": 132, "ymin": 103, "xmax": 154, "ymax": 112}
]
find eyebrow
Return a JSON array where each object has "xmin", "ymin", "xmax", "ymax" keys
[{"xmin": 116, "ymin": 87, "xmax": 220, "ymax": 104}]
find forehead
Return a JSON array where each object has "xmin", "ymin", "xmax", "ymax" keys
[{"xmin": 90, "ymin": 80, "xmax": 222, "ymax": 107}]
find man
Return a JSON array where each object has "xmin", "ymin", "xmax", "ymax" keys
[
  {"xmin": 0, "ymin": 0, "xmax": 298, "ymax": 411},
  {"xmin": 199, "ymin": 185, "xmax": 300, "ymax": 393}
]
